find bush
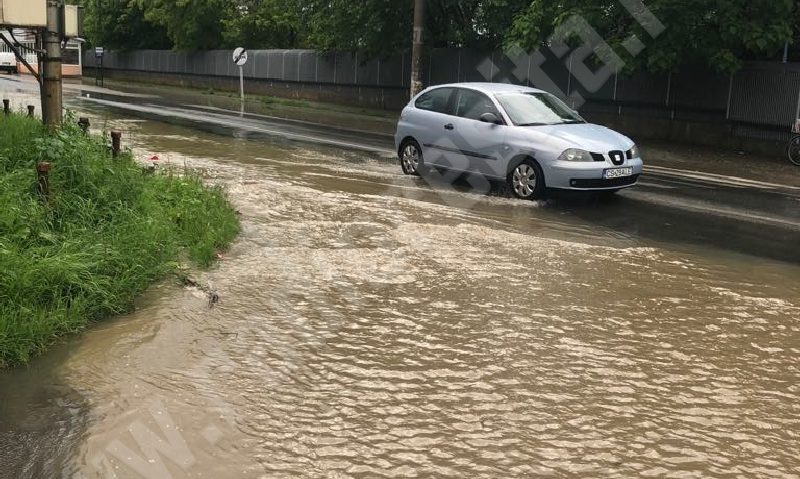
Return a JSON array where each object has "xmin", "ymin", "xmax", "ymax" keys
[{"xmin": 0, "ymin": 113, "xmax": 240, "ymax": 367}]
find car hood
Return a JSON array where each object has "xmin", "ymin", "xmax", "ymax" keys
[{"xmin": 527, "ymin": 123, "xmax": 633, "ymax": 152}]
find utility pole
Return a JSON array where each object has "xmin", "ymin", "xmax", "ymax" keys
[
  {"xmin": 410, "ymin": 0, "xmax": 426, "ymax": 98},
  {"xmin": 42, "ymin": 0, "xmax": 63, "ymax": 129}
]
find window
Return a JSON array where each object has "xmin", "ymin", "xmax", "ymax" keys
[
  {"xmin": 455, "ymin": 89, "xmax": 501, "ymax": 122},
  {"xmin": 495, "ymin": 92, "xmax": 585, "ymax": 126},
  {"xmin": 415, "ymin": 88, "xmax": 454, "ymax": 114},
  {"xmin": 62, "ymin": 47, "xmax": 80, "ymax": 66}
]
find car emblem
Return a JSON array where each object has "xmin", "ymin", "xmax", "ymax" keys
[{"xmin": 609, "ymin": 150, "xmax": 625, "ymax": 166}]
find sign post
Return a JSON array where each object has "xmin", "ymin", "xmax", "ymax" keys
[
  {"xmin": 95, "ymin": 46, "xmax": 104, "ymax": 87},
  {"xmin": 232, "ymin": 47, "xmax": 248, "ymax": 112}
]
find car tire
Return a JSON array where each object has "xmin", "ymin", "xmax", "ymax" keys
[
  {"xmin": 507, "ymin": 159, "xmax": 546, "ymax": 200},
  {"xmin": 399, "ymin": 139, "xmax": 424, "ymax": 176},
  {"xmin": 788, "ymin": 136, "xmax": 800, "ymax": 166}
]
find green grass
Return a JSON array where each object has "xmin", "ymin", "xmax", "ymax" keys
[{"xmin": 0, "ymin": 113, "xmax": 240, "ymax": 368}]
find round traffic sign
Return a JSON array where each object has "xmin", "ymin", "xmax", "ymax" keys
[{"xmin": 233, "ymin": 47, "xmax": 248, "ymax": 66}]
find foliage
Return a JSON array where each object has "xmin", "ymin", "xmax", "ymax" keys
[
  {"xmin": 284, "ymin": 0, "xmax": 413, "ymax": 57},
  {"xmin": 72, "ymin": 0, "xmax": 798, "ymax": 71},
  {"xmin": 0, "ymin": 114, "xmax": 240, "ymax": 368},
  {"xmin": 505, "ymin": 0, "xmax": 797, "ymax": 72},
  {"xmin": 426, "ymin": 0, "xmax": 530, "ymax": 50},
  {"xmin": 222, "ymin": 0, "xmax": 301, "ymax": 49},
  {"xmin": 286, "ymin": 0, "xmax": 530, "ymax": 55},
  {"xmin": 133, "ymin": 0, "xmax": 230, "ymax": 50},
  {"xmin": 76, "ymin": 0, "xmax": 170, "ymax": 50}
]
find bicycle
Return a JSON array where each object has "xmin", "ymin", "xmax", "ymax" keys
[{"xmin": 789, "ymin": 119, "xmax": 800, "ymax": 166}]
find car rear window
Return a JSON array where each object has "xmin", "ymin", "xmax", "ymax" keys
[{"xmin": 415, "ymin": 88, "xmax": 454, "ymax": 114}]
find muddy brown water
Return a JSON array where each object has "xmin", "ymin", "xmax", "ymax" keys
[{"xmin": 1, "ymin": 116, "xmax": 800, "ymax": 479}]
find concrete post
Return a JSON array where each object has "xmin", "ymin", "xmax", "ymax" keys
[
  {"xmin": 410, "ymin": 0, "xmax": 426, "ymax": 98},
  {"xmin": 37, "ymin": 162, "xmax": 51, "ymax": 202},
  {"xmin": 110, "ymin": 130, "xmax": 122, "ymax": 157},
  {"xmin": 42, "ymin": 0, "xmax": 63, "ymax": 129},
  {"xmin": 78, "ymin": 117, "xmax": 90, "ymax": 134}
]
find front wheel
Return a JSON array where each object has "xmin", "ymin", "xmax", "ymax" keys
[
  {"xmin": 788, "ymin": 135, "xmax": 800, "ymax": 166},
  {"xmin": 399, "ymin": 139, "xmax": 423, "ymax": 176},
  {"xmin": 507, "ymin": 160, "xmax": 546, "ymax": 200}
]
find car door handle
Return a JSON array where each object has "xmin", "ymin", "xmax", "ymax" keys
[{"xmin": 444, "ymin": 124, "xmax": 455, "ymax": 130}]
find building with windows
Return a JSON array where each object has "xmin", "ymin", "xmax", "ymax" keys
[{"xmin": 0, "ymin": 28, "xmax": 82, "ymax": 77}]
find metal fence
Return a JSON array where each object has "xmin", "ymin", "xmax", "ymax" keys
[
  {"xmin": 84, "ymin": 48, "xmax": 800, "ymax": 135},
  {"xmin": 85, "ymin": 49, "xmax": 412, "ymax": 89}
]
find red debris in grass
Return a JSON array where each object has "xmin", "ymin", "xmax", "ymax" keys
[{"xmin": 149, "ymin": 155, "xmax": 160, "ymax": 161}]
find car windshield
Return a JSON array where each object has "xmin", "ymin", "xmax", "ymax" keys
[{"xmin": 495, "ymin": 92, "xmax": 586, "ymax": 126}]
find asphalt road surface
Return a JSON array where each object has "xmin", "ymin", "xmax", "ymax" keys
[{"xmin": 3, "ymin": 75, "xmax": 799, "ymax": 264}]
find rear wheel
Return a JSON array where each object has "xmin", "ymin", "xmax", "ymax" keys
[
  {"xmin": 788, "ymin": 135, "xmax": 800, "ymax": 166},
  {"xmin": 399, "ymin": 139, "xmax": 423, "ymax": 176},
  {"xmin": 507, "ymin": 160, "xmax": 546, "ymax": 200}
]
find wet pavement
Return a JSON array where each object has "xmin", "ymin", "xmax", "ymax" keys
[{"xmin": 1, "ymin": 76, "xmax": 800, "ymax": 478}]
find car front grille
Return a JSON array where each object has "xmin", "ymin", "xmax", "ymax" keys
[
  {"xmin": 591, "ymin": 150, "xmax": 630, "ymax": 165},
  {"xmin": 570, "ymin": 175, "xmax": 640, "ymax": 189}
]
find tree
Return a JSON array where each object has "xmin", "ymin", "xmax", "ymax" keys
[
  {"xmin": 289, "ymin": 0, "xmax": 413, "ymax": 57},
  {"xmin": 133, "ymin": 0, "xmax": 230, "ymax": 50},
  {"xmin": 285, "ymin": 0, "xmax": 529, "ymax": 56},
  {"xmin": 74, "ymin": 0, "xmax": 798, "ymax": 70},
  {"xmin": 222, "ymin": 0, "xmax": 301, "ymax": 49},
  {"xmin": 77, "ymin": 0, "xmax": 170, "ymax": 50},
  {"xmin": 426, "ymin": 0, "xmax": 529, "ymax": 50},
  {"xmin": 505, "ymin": 0, "xmax": 796, "ymax": 72}
]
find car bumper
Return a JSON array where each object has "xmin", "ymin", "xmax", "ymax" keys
[{"xmin": 544, "ymin": 158, "xmax": 644, "ymax": 190}]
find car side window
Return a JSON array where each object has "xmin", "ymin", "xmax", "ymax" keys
[
  {"xmin": 415, "ymin": 88, "xmax": 455, "ymax": 115},
  {"xmin": 455, "ymin": 89, "xmax": 502, "ymax": 122}
]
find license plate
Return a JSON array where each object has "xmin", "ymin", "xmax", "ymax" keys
[{"xmin": 604, "ymin": 167, "xmax": 633, "ymax": 179}]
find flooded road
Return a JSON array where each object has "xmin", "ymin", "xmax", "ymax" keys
[{"xmin": 2, "ymin": 93, "xmax": 800, "ymax": 478}]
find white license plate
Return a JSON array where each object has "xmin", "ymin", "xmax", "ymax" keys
[{"xmin": 604, "ymin": 167, "xmax": 633, "ymax": 179}]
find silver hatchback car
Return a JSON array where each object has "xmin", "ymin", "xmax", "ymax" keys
[{"xmin": 395, "ymin": 83, "xmax": 643, "ymax": 199}]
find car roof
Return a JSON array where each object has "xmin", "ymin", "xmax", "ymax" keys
[{"xmin": 423, "ymin": 82, "xmax": 546, "ymax": 95}]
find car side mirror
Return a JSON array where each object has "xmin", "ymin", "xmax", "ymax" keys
[{"xmin": 479, "ymin": 112, "xmax": 501, "ymax": 125}]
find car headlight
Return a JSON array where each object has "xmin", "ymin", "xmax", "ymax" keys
[
  {"xmin": 629, "ymin": 144, "xmax": 641, "ymax": 159},
  {"xmin": 558, "ymin": 148, "xmax": 593, "ymax": 162}
]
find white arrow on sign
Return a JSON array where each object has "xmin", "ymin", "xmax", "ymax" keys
[{"xmin": 233, "ymin": 47, "xmax": 248, "ymax": 66}]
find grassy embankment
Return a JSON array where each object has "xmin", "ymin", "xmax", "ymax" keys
[{"xmin": 0, "ymin": 113, "xmax": 240, "ymax": 368}]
